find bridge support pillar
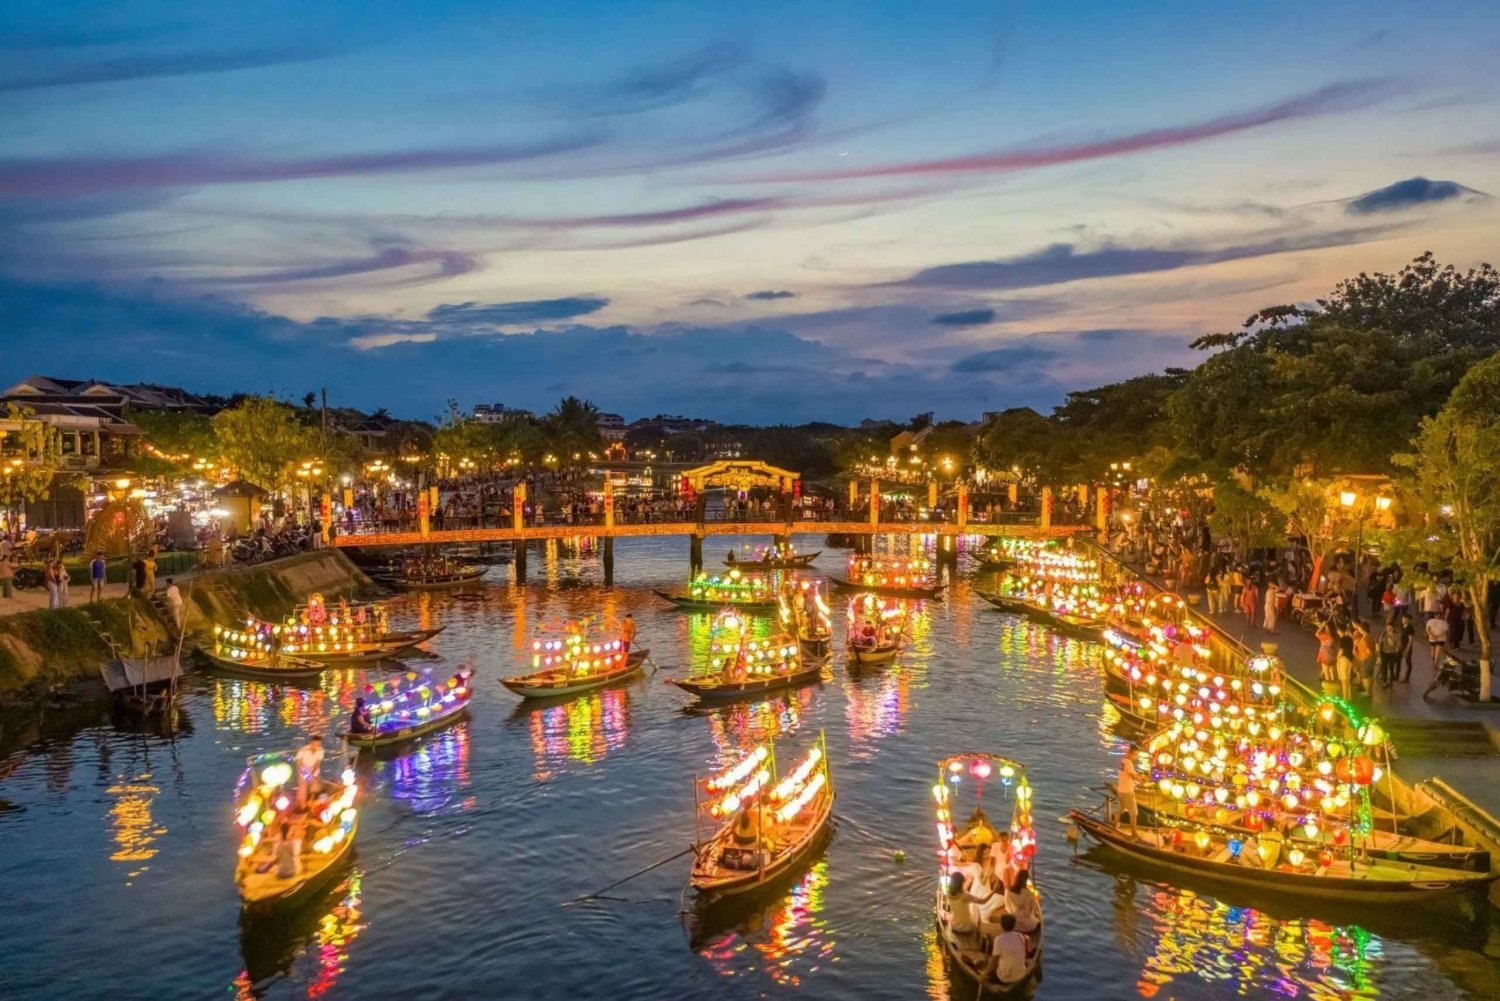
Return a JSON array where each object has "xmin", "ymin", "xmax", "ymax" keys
[
  {"xmin": 937, "ymin": 533, "xmax": 958, "ymax": 567},
  {"xmin": 514, "ymin": 542, "xmax": 527, "ymax": 583},
  {"xmin": 690, "ymin": 533, "xmax": 703, "ymax": 574},
  {"xmin": 854, "ymin": 533, "xmax": 872, "ymax": 554},
  {"xmin": 602, "ymin": 537, "xmax": 614, "ymax": 586}
]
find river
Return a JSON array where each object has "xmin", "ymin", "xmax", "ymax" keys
[{"xmin": 1, "ymin": 536, "xmax": 1494, "ymax": 1001}]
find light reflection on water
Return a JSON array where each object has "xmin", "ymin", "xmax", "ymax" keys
[{"xmin": 0, "ymin": 536, "xmax": 1493, "ymax": 1001}]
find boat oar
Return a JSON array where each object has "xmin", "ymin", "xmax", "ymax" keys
[{"xmin": 566, "ymin": 844, "xmax": 696, "ymax": 905}]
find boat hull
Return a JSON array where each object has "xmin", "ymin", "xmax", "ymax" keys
[
  {"xmin": 691, "ymin": 787, "xmax": 834, "ymax": 896},
  {"xmin": 724, "ymin": 552, "xmax": 821, "ymax": 571},
  {"xmin": 830, "ymin": 577, "xmax": 943, "ymax": 600},
  {"xmin": 979, "ymin": 593, "xmax": 1102, "ymax": 641},
  {"xmin": 202, "ymin": 649, "xmax": 327, "ymax": 680},
  {"xmin": 296, "ymin": 627, "xmax": 445, "ymax": 664},
  {"xmin": 798, "ymin": 636, "xmax": 832, "ymax": 658},
  {"xmin": 934, "ymin": 886, "xmax": 1043, "ymax": 995},
  {"xmin": 343, "ymin": 703, "xmax": 470, "ymax": 748},
  {"xmin": 238, "ymin": 817, "xmax": 358, "ymax": 913},
  {"xmin": 654, "ymin": 591, "xmax": 778, "ymax": 614},
  {"xmin": 670, "ymin": 662, "xmax": 824, "ymax": 701},
  {"xmin": 395, "ymin": 569, "xmax": 486, "ymax": 590},
  {"xmin": 501, "ymin": 649, "xmax": 650, "ymax": 698},
  {"xmin": 1070, "ymin": 810, "xmax": 1496, "ymax": 902},
  {"xmin": 847, "ymin": 643, "xmax": 901, "ymax": 667}
]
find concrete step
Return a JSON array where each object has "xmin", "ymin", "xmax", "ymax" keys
[{"xmin": 1385, "ymin": 720, "xmax": 1496, "ymax": 756}]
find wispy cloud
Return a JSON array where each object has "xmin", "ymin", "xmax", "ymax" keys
[
  {"xmin": 0, "ymin": 45, "xmax": 341, "ymax": 92},
  {"xmin": 747, "ymin": 79, "xmax": 1399, "ymax": 183},
  {"xmin": 559, "ymin": 39, "xmax": 751, "ymax": 117},
  {"xmin": 0, "ymin": 134, "xmax": 599, "ymax": 198},
  {"xmin": 214, "ymin": 245, "xmax": 480, "ymax": 287},
  {"xmin": 744, "ymin": 289, "xmax": 796, "ymax": 300},
  {"xmin": 931, "ymin": 308, "xmax": 996, "ymax": 326},
  {"xmin": 424, "ymin": 296, "xmax": 609, "ymax": 327}
]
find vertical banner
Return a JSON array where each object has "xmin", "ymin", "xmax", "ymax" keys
[
  {"xmin": 417, "ymin": 491, "xmax": 430, "ymax": 538},
  {"xmin": 1040, "ymin": 487, "xmax": 1052, "ymax": 530},
  {"xmin": 869, "ymin": 481, "xmax": 880, "ymax": 525},
  {"xmin": 1007, "ymin": 482, "xmax": 1018, "ymax": 505},
  {"xmin": 927, "ymin": 480, "xmax": 938, "ymax": 510},
  {"xmin": 342, "ymin": 487, "xmax": 354, "ymax": 511},
  {"xmin": 603, "ymin": 479, "xmax": 615, "ymax": 529},
  {"xmin": 513, "ymin": 482, "xmax": 527, "ymax": 532},
  {"xmin": 1096, "ymin": 490, "xmax": 1109, "ymax": 532},
  {"xmin": 320, "ymin": 493, "xmax": 332, "ymax": 544},
  {"xmin": 957, "ymin": 483, "xmax": 969, "ymax": 528}
]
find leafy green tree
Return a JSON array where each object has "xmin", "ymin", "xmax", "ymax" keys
[
  {"xmin": 211, "ymin": 396, "xmax": 317, "ymax": 494},
  {"xmin": 664, "ymin": 432, "xmax": 704, "ymax": 461},
  {"xmin": 0, "ymin": 403, "xmax": 64, "ymax": 520},
  {"xmin": 543, "ymin": 396, "xmax": 604, "ymax": 464},
  {"xmin": 1389, "ymin": 352, "xmax": 1500, "ymax": 687},
  {"xmin": 1207, "ymin": 479, "xmax": 1282, "ymax": 554}
]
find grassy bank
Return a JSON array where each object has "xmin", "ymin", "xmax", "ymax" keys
[{"xmin": 0, "ymin": 550, "xmax": 377, "ymax": 696}]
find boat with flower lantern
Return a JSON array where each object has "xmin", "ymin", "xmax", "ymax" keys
[
  {"xmin": 342, "ymin": 666, "xmax": 474, "ymax": 747},
  {"xmin": 690, "ymin": 732, "xmax": 834, "ymax": 897},
  {"xmin": 501, "ymin": 628, "xmax": 651, "ymax": 699},
  {"xmin": 1098, "ymin": 621, "xmax": 1283, "ymax": 731},
  {"xmin": 205, "ymin": 621, "xmax": 327, "ymax": 680},
  {"xmin": 394, "ymin": 556, "xmax": 486, "ymax": 590},
  {"xmin": 233, "ymin": 751, "xmax": 359, "ymax": 911},
  {"xmin": 726, "ymin": 542, "xmax": 821, "ymax": 571},
  {"xmin": 831, "ymin": 554, "xmax": 943, "ymax": 599},
  {"xmin": 668, "ymin": 609, "xmax": 821, "ymax": 702},
  {"xmin": 779, "ymin": 580, "xmax": 833, "ymax": 658},
  {"xmin": 976, "ymin": 537, "xmax": 1050, "ymax": 571},
  {"xmin": 846, "ymin": 594, "xmax": 908, "ymax": 668},
  {"xmin": 249, "ymin": 595, "xmax": 443, "ymax": 665},
  {"xmin": 656, "ymin": 569, "xmax": 779, "ymax": 614},
  {"xmin": 933, "ymin": 753, "xmax": 1044, "ymax": 993}
]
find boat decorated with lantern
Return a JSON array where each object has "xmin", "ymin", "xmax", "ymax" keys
[
  {"xmin": 780, "ymin": 580, "xmax": 833, "ymax": 658},
  {"xmin": 233, "ymin": 752, "xmax": 359, "ymax": 911},
  {"xmin": 832, "ymin": 554, "xmax": 943, "ymax": 599},
  {"xmin": 656, "ymin": 569, "xmax": 779, "ymax": 614},
  {"xmin": 343, "ymin": 667, "xmax": 474, "ymax": 747},
  {"xmin": 1098, "ymin": 620, "xmax": 1284, "ymax": 731},
  {"xmin": 250, "ymin": 594, "xmax": 442, "ymax": 665},
  {"xmin": 933, "ymin": 753, "xmax": 1043, "ymax": 993},
  {"xmin": 976, "ymin": 537, "xmax": 1050, "ymax": 571},
  {"xmin": 846, "ymin": 594, "xmax": 908, "ymax": 668},
  {"xmin": 206, "ymin": 621, "xmax": 327, "ymax": 680},
  {"xmin": 501, "ymin": 628, "xmax": 651, "ymax": 699},
  {"xmin": 979, "ymin": 546, "xmax": 1106, "ymax": 640},
  {"xmin": 691, "ymin": 732, "xmax": 834, "ymax": 897},
  {"xmin": 668, "ymin": 609, "xmax": 821, "ymax": 702},
  {"xmin": 1133, "ymin": 708, "xmax": 1489, "ymax": 872},
  {"xmin": 394, "ymin": 556, "xmax": 486, "ymax": 590},
  {"xmin": 726, "ymin": 542, "xmax": 821, "ymax": 571}
]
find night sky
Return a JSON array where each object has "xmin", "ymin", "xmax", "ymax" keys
[{"xmin": 3, "ymin": 1, "xmax": 1498, "ymax": 422}]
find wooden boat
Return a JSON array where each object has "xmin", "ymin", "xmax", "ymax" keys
[
  {"xmin": 100, "ymin": 653, "xmax": 181, "ymax": 716},
  {"xmin": 691, "ymin": 733, "xmax": 835, "ymax": 897},
  {"xmin": 780, "ymin": 580, "xmax": 833, "ymax": 659},
  {"xmin": 502, "ymin": 647, "xmax": 650, "ymax": 698},
  {"xmin": 829, "ymin": 576, "xmax": 944, "ymax": 600},
  {"xmin": 655, "ymin": 590, "xmax": 779, "ymax": 614},
  {"xmin": 668, "ymin": 610, "xmax": 821, "ymax": 702},
  {"xmin": 234, "ymin": 752, "xmax": 359, "ymax": 912},
  {"xmin": 670, "ymin": 658, "xmax": 824, "ymax": 701},
  {"xmin": 395, "ymin": 565, "xmax": 486, "ymax": 590},
  {"xmin": 933, "ymin": 753, "xmax": 1044, "ymax": 994},
  {"xmin": 1068, "ymin": 807, "xmax": 1497, "ymax": 902},
  {"xmin": 798, "ymin": 635, "xmax": 832, "ymax": 658},
  {"xmin": 343, "ymin": 667, "xmax": 474, "ymax": 747},
  {"xmin": 203, "ymin": 644, "xmax": 326, "ymax": 680},
  {"xmin": 292, "ymin": 628, "xmax": 443, "ymax": 664},
  {"xmin": 978, "ymin": 591, "xmax": 1103, "ymax": 641},
  {"xmin": 725, "ymin": 548, "xmax": 821, "ymax": 571},
  {"xmin": 848, "ymin": 639, "xmax": 902, "ymax": 668},
  {"xmin": 846, "ymin": 593, "xmax": 908, "ymax": 670}
]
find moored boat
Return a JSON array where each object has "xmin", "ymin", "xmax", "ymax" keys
[
  {"xmin": 502, "ymin": 630, "xmax": 651, "ymax": 699},
  {"xmin": 832, "ymin": 553, "xmax": 943, "ymax": 599},
  {"xmin": 206, "ymin": 624, "xmax": 327, "ymax": 680},
  {"xmin": 393, "ymin": 557, "xmax": 486, "ymax": 590},
  {"xmin": 233, "ymin": 752, "xmax": 359, "ymax": 912},
  {"xmin": 343, "ymin": 667, "xmax": 474, "ymax": 747},
  {"xmin": 656, "ymin": 568, "xmax": 780, "ymax": 614},
  {"xmin": 933, "ymin": 753, "xmax": 1043, "ymax": 994},
  {"xmin": 691, "ymin": 732, "xmax": 834, "ymax": 897},
  {"xmin": 726, "ymin": 542, "xmax": 821, "ymax": 570},
  {"xmin": 250, "ymin": 595, "xmax": 443, "ymax": 664},
  {"xmin": 668, "ymin": 609, "xmax": 821, "ymax": 702}
]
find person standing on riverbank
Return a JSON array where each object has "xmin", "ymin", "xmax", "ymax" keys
[
  {"xmin": 0, "ymin": 553, "xmax": 15, "ymax": 601},
  {"xmin": 89, "ymin": 552, "xmax": 106, "ymax": 603},
  {"xmin": 43, "ymin": 560, "xmax": 59, "ymax": 609}
]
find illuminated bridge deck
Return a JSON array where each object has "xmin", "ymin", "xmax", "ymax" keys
[{"xmin": 332, "ymin": 520, "xmax": 1091, "ymax": 547}]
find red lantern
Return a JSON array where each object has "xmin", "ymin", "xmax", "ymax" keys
[
  {"xmin": 1350, "ymin": 755, "xmax": 1376, "ymax": 786},
  {"xmin": 1171, "ymin": 829, "xmax": 1184, "ymax": 847},
  {"xmin": 1333, "ymin": 828, "xmax": 1348, "ymax": 845},
  {"xmin": 1334, "ymin": 758, "xmax": 1354, "ymax": 784}
]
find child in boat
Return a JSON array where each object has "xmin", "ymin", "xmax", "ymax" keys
[{"xmin": 620, "ymin": 614, "xmax": 636, "ymax": 654}]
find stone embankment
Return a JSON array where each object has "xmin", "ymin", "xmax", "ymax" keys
[{"xmin": 0, "ymin": 550, "xmax": 377, "ymax": 698}]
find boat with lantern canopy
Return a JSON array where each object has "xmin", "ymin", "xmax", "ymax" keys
[
  {"xmin": 979, "ymin": 545, "xmax": 1107, "ymax": 640},
  {"xmin": 205, "ymin": 622, "xmax": 327, "ymax": 680},
  {"xmin": 655, "ymin": 569, "xmax": 780, "ymax": 614},
  {"xmin": 1098, "ymin": 620, "xmax": 1283, "ymax": 731},
  {"xmin": 250, "ymin": 595, "xmax": 443, "ymax": 665},
  {"xmin": 933, "ymin": 753, "xmax": 1044, "ymax": 994},
  {"xmin": 976, "ymin": 537, "xmax": 1050, "ymax": 572},
  {"xmin": 690, "ymin": 732, "xmax": 834, "ymax": 897},
  {"xmin": 1133, "ymin": 712, "xmax": 1489, "ymax": 872},
  {"xmin": 233, "ymin": 751, "xmax": 359, "ymax": 911},
  {"xmin": 501, "ymin": 629, "xmax": 651, "ymax": 699},
  {"xmin": 726, "ymin": 542, "xmax": 821, "ymax": 571},
  {"xmin": 846, "ymin": 594, "xmax": 908, "ymax": 668},
  {"xmin": 831, "ymin": 554, "xmax": 944, "ymax": 600},
  {"xmin": 779, "ymin": 580, "xmax": 833, "ymax": 658},
  {"xmin": 668, "ymin": 609, "xmax": 821, "ymax": 702},
  {"xmin": 394, "ymin": 556, "xmax": 486, "ymax": 590},
  {"xmin": 342, "ymin": 666, "xmax": 474, "ymax": 747}
]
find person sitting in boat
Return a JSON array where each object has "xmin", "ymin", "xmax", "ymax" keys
[
  {"xmin": 726, "ymin": 550, "xmax": 737, "ymax": 565},
  {"xmin": 1004, "ymin": 869, "xmax": 1041, "ymax": 934},
  {"xmin": 619, "ymin": 614, "xmax": 637, "ymax": 654},
  {"xmin": 942, "ymin": 870, "xmax": 994, "ymax": 945},
  {"xmin": 349, "ymin": 698, "xmax": 374, "ymax": 735},
  {"xmin": 983, "ymin": 913, "xmax": 1031, "ymax": 986},
  {"xmin": 987, "ymin": 831, "xmax": 1016, "ymax": 891},
  {"xmin": 853, "ymin": 623, "xmax": 877, "ymax": 649},
  {"xmin": 273, "ymin": 820, "xmax": 299, "ymax": 879}
]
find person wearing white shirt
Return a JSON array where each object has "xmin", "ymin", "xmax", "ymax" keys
[
  {"xmin": 984, "ymin": 913, "xmax": 1030, "ymax": 986},
  {"xmin": 1004, "ymin": 869, "xmax": 1042, "ymax": 934},
  {"xmin": 1425, "ymin": 614, "xmax": 1449, "ymax": 673}
]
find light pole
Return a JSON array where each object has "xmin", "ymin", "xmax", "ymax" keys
[{"xmin": 1339, "ymin": 490, "xmax": 1391, "ymax": 616}]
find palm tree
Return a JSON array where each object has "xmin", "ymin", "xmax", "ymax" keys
[{"xmin": 543, "ymin": 396, "xmax": 605, "ymax": 464}]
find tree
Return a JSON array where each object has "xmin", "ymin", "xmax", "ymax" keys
[
  {"xmin": 212, "ymin": 396, "xmax": 317, "ymax": 494},
  {"xmin": 127, "ymin": 406, "xmax": 218, "ymax": 476},
  {"xmin": 1207, "ymin": 480, "xmax": 1281, "ymax": 554},
  {"xmin": 0, "ymin": 403, "xmax": 64, "ymax": 521},
  {"xmin": 976, "ymin": 408, "xmax": 1075, "ymax": 487},
  {"xmin": 431, "ymin": 417, "xmax": 502, "ymax": 475},
  {"xmin": 542, "ymin": 396, "xmax": 604, "ymax": 463},
  {"xmin": 1390, "ymin": 352, "xmax": 1500, "ymax": 695}
]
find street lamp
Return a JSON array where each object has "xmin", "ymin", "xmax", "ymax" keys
[{"xmin": 1339, "ymin": 490, "xmax": 1392, "ymax": 615}]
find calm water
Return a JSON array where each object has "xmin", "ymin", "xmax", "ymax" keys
[{"xmin": 2, "ymin": 537, "xmax": 1496, "ymax": 1001}]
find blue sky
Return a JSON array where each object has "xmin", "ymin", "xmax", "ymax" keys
[{"xmin": 3, "ymin": 0, "xmax": 1498, "ymax": 422}]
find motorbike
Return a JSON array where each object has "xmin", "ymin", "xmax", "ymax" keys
[{"xmin": 1423, "ymin": 651, "xmax": 1485, "ymax": 700}]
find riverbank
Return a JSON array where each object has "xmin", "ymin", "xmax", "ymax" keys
[{"xmin": 0, "ymin": 550, "xmax": 377, "ymax": 700}]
